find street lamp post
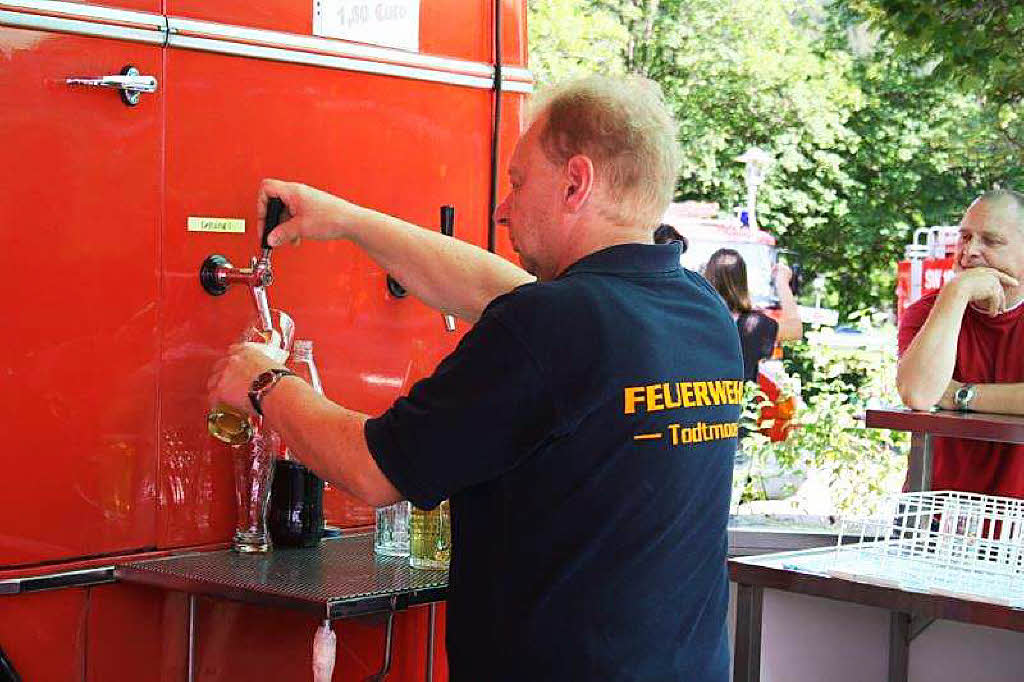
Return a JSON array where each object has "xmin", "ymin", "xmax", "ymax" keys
[{"xmin": 736, "ymin": 147, "xmax": 773, "ymax": 231}]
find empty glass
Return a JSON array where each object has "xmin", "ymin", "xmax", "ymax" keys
[
  {"xmin": 232, "ymin": 426, "xmax": 280, "ymax": 552},
  {"xmin": 374, "ymin": 501, "xmax": 411, "ymax": 556}
]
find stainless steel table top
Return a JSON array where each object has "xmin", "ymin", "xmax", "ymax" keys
[{"xmin": 116, "ymin": 533, "xmax": 447, "ymax": 620}]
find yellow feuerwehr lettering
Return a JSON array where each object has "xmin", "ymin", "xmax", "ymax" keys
[
  {"xmin": 624, "ymin": 386, "xmax": 646, "ymax": 414},
  {"xmin": 693, "ymin": 382, "xmax": 711, "ymax": 407},
  {"xmin": 663, "ymin": 383, "xmax": 682, "ymax": 409},
  {"xmin": 646, "ymin": 383, "xmax": 666, "ymax": 411},
  {"xmin": 707, "ymin": 381, "xmax": 726, "ymax": 405},
  {"xmin": 680, "ymin": 382, "xmax": 695, "ymax": 407}
]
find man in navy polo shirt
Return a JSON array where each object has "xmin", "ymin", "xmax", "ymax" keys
[{"xmin": 209, "ymin": 75, "xmax": 743, "ymax": 680}]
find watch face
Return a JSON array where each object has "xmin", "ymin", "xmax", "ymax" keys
[{"xmin": 252, "ymin": 372, "xmax": 275, "ymax": 392}]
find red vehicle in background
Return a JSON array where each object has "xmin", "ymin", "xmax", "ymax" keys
[
  {"xmin": 663, "ymin": 202, "xmax": 803, "ymax": 441},
  {"xmin": 896, "ymin": 225, "xmax": 958, "ymax": 322}
]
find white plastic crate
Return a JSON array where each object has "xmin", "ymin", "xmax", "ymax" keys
[{"xmin": 791, "ymin": 491, "xmax": 1024, "ymax": 607}]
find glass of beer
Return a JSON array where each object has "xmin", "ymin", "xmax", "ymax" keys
[
  {"xmin": 409, "ymin": 500, "xmax": 450, "ymax": 570},
  {"xmin": 207, "ymin": 309, "xmax": 294, "ymax": 445}
]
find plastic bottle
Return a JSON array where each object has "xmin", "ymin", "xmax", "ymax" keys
[{"xmin": 268, "ymin": 340, "xmax": 325, "ymax": 547}]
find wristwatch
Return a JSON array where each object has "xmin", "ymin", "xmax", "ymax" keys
[
  {"xmin": 953, "ymin": 383, "xmax": 977, "ymax": 412},
  {"xmin": 248, "ymin": 368, "xmax": 296, "ymax": 416}
]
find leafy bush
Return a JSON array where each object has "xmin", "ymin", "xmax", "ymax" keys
[{"xmin": 736, "ymin": 319, "xmax": 908, "ymax": 518}]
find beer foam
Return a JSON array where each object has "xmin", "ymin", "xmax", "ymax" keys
[{"xmin": 243, "ymin": 340, "xmax": 289, "ymax": 365}]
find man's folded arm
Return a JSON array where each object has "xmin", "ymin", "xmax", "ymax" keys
[
  {"xmin": 938, "ymin": 380, "xmax": 1024, "ymax": 416},
  {"xmin": 897, "ymin": 288, "xmax": 970, "ymax": 410}
]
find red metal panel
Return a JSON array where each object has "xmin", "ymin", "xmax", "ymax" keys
[
  {"xmin": 158, "ymin": 48, "xmax": 499, "ymax": 546},
  {"xmin": 0, "ymin": 590, "xmax": 87, "ymax": 681},
  {"xmin": 490, "ymin": 91, "xmax": 524, "ymax": 262},
  {"xmin": 183, "ymin": 598, "xmax": 444, "ymax": 681},
  {"xmin": 62, "ymin": 0, "xmax": 162, "ymax": 13},
  {"xmin": 165, "ymin": 0, "xmax": 525, "ymax": 66},
  {"xmin": 86, "ymin": 584, "xmax": 189, "ymax": 682},
  {"xmin": 0, "ymin": 28, "xmax": 161, "ymax": 567}
]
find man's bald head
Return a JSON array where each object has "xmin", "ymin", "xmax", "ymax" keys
[
  {"xmin": 971, "ymin": 189, "xmax": 1024, "ymax": 233},
  {"xmin": 956, "ymin": 188, "xmax": 1024, "ymax": 307}
]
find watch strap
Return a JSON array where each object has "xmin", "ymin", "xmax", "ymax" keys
[{"xmin": 248, "ymin": 368, "xmax": 296, "ymax": 416}]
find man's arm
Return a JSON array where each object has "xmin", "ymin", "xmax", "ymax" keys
[
  {"xmin": 208, "ymin": 345, "xmax": 401, "ymax": 507},
  {"xmin": 897, "ymin": 267, "xmax": 1017, "ymax": 410},
  {"xmin": 773, "ymin": 263, "xmax": 802, "ymax": 342},
  {"xmin": 259, "ymin": 179, "xmax": 534, "ymax": 323},
  {"xmin": 262, "ymin": 377, "xmax": 403, "ymax": 507},
  {"xmin": 897, "ymin": 286, "xmax": 969, "ymax": 410},
  {"xmin": 937, "ymin": 380, "xmax": 1024, "ymax": 416}
]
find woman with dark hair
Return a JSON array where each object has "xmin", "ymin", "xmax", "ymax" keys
[
  {"xmin": 653, "ymin": 223, "xmax": 689, "ymax": 252},
  {"xmin": 704, "ymin": 248, "xmax": 802, "ymax": 383}
]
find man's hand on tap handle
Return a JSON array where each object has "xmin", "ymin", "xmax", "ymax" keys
[
  {"xmin": 207, "ymin": 344, "xmax": 287, "ymax": 417},
  {"xmin": 258, "ymin": 178, "xmax": 362, "ymax": 247}
]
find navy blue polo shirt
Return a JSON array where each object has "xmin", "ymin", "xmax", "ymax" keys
[{"xmin": 366, "ymin": 243, "xmax": 742, "ymax": 682}]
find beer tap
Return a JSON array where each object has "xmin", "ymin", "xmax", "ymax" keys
[
  {"xmin": 439, "ymin": 205, "xmax": 457, "ymax": 332},
  {"xmin": 199, "ymin": 199, "xmax": 286, "ymax": 322},
  {"xmin": 384, "ymin": 204, "xmax": 458, "ymax": 333}
]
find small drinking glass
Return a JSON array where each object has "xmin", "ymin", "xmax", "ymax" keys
[
  {"xmin": 374, "ymin": 501, "xmax": 411, "ymax": 556},
  {"xmin": 232, "ymin": 426, "xmax": 280, "ymax": 552}
]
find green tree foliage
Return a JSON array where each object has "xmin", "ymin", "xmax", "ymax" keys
[
  {"xmin": 836, "ymin": 0, "xmax": 1024, "ymax": 175},
  {"xmin": 526, "ymin": 0, "xmax": 629, "ymax": 86},
  {"xmin": 837, "ymin": 0, "xmax": 1024, "ymax": 105},
  {"xmin": 527, "ymin": 0, "xmax": 1023, "ymax": 316}
]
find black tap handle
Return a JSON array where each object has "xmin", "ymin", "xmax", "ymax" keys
[
  {"xmin": 0, "ymin": 644, "xmax": 21, "ymax": 682},
  {"xmin": 440, "ymin": 205, "xmax": 455, "ymax": 237},
  {"xmin": 263, "ymin": 198, "xmax": 285, "ymax": 251}
]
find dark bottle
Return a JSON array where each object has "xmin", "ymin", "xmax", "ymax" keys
[{"xmin": 268, "ymin": 340, "xmax": 325, "ymax": 548}]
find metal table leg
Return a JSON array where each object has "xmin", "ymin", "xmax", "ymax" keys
[
  {"xmin": 888, "ymin": 612, "xmax": 910, "ymax": 682},
  {"xmin": 907, "ymin": 432, "xmax": 933, "ymax": 492},
  {"xmin": 186, "ymin": 594, "xmax": 197, "ymax": 682},
  {"xmin": 426, "ymin": 603, "xmax": 437, "ymax": 682},
  {"xmin": 889, "ymin": 611, "xmax": 935, "ymax": 682},
  {"xmin": 365, "ymin": 610, "xmax": 395, "ymax": 682},
  {"xmin": 734, "ymin": 584, "xmax": 763, "ymax": 682}
]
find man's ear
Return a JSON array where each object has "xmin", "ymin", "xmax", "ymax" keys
[{"xmin": 564, "ymin": 155, "xmax": 595, "ymax": 213}]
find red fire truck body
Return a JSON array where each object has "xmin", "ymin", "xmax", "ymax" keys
[
  {"xmin": 0, "ymin": 1, "xmax": 528, "ymax": 678},
  {"xmin": 895, "ymin": 226, "xmax": 959, "ymax": 322}
]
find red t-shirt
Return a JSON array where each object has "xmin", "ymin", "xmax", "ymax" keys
[{"xmin": 898, "ymin": 293, "xmax": 1024, "ymax": 497}]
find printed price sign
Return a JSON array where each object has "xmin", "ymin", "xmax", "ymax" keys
[{"xmin": 313, "ymin": 0, "xmax": 420, "ymax": 52}]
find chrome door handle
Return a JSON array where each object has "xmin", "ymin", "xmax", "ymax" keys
[{"xmin": 66, "ymin": 65, "xmax": 157, "ymax": 106}]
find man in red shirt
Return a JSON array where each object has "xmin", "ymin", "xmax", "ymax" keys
[{"xmin": 897, "ymin": 189, "xmax": 1024, "ymax": 496}]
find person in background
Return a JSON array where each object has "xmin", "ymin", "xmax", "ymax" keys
[
  {"xmin": 209, "ymin": 75, "xmax": 742, "ymax": 681},
  {"xmin": 897, "ymin": 189, "xmax": 1024, "ymax": 496},
  {"xmin": 653, "ymin": 222, "xmax": 689, "ymax": 252},
  {"xmin": 704, "ymin": 248, "xmax": 802, "ymax": 384}
]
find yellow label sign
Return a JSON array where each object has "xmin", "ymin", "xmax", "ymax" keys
[{"xmin": 187, "ymin": 217, "xmax": 246, "ymax": 234}]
